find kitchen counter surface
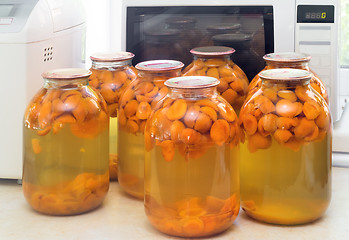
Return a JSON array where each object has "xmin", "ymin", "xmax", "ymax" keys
[{"xmin": 0, "ymin": 167, "xmax": 348, "ymax": 240}]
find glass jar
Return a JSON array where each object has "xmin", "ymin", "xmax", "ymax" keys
[
  {"xmin": 89, "ymin": 52, "xmax": 137, "ymax": 181},
  {"xmin": 198, "ymin": 23, "xmax": 241, "ymax": 48},
  {"xmin": 212, "ymin": 33, "xmax": 265, "ymax": 81},
  {"xmin": 22, "ymin": 68, "xmax": 109, "ymax": 215},
  {"xmin": 239, "ymin": 69, "xmax": 332, "ymax": 225},
  {"xmin": 118, "ymin": 60, "xmax": 184, "ymax": 199},
  {"xmin": 248, "ymin": 52, "xmax": 329, "ymax": 104},
  {"xmin": 143, "ymin": 29, "xmax": 185, "ymax": 62},
  {"xmin": 144, "ymin": 76, "xmax": 240, "ymax": 238},
  {"xmin": 183, "ymin": 46, "xmax": 249, "ymax": 115},
  {"xmin": 165, "ymin": 16, "xmax": 202, "ymax": 65}
]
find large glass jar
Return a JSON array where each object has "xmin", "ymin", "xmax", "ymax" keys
[
  {"xmin": 144, "ymin": 76, "xmax": 241, "ymax": 238},
  {"xmin": 118, "ymin": 60, "xmax": 184, "ymax": 199},
  {"xmin": 239, "ymin": 69, "xmax": 332, "ymax": 225},
  {"xmin": 183, "ymin": 46, "xmax": 249, "ymax": 115},
  {"xmin": 22, "ymin": 68, "xmax": 109, "ymax": 215},
  {"xmin": 89, "ymin": 52, "xmax": 137, "ymax": 181},
  {"xmin": 143, "ymin": 29, "xmax": 185, "ymax": 62},
  {"xmin": 248, "ymin": 52, "xmax": 329, "ymax": 104}
]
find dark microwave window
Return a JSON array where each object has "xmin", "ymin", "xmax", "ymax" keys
[{"xmin": 126, "ymin": 6, "xmax": 274, "ymax": 81}]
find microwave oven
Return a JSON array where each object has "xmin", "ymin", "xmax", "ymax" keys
[{"xmin": 109, "ymin": 0, "xmax": 343, "ymax": 121}]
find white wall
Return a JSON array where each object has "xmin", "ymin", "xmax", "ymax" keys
[{"xmin": 81, "ymin": 0, "xmax": 110, "ymax": 67}]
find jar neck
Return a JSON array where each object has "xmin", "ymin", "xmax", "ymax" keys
[
  {"xmin": 266, "ymin": 61, "xmax": 309, "ymax": 70},
  {"xmin": 43, "ymin": 77, "xmax": 89, "ymax": 89},
  {"xmin": 168, "ymin": 86, "xmax": 217, "ymax": 100},
  {"xmin": 194, "ymin": 55, "xmax": 230, "ymax": 63},
  {"xmin": 138, "ymin": 69, "xmax": 182, "ymax": 82},
  {"xmin": 262, "ymin": 78, "xmax": 310, "ymax": 89},
  {"xmin": 91, "ymin": 59, "xmax": 132, "ymax": 70}
]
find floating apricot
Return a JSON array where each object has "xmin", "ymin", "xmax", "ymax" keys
[
  {"xmin": 218, "ymin": 65, "xmax": 234, "ymax": 77},
  {"xmin": 283, "ymin": 137, "xmax": 303, "ymax": 151},
  {"xmin": 277, "ymin": 90, "xmax": 297, "ymax": 102},
  {"xmin": 100, "ymin": 70, "xmax": 113, "ymax": 82},
  {"xmin": 32, "ymin": 138, "xmax": 42, "ymax": 154},
  {"xmin": 247, "ymin": 132, "xmax": 272, "ymax": 153},
  {"xmin": 273, "ymin": 129, "xmax": 293, "ymax": 143},
  {"xmin": 315, "ymin": 109, "xmax": 330, "ymax": 130},
  {"xmin": 221, "ymin": 89, "xmax": 238, "ymax": 105},
  {"xmin": 72, "ymin": 100, "xmax": 88, "ymax": 123},
  {"xmin": 167, "ymin": 99, "xmax": 188, "ymax": 121},
  {"xmin": 170, "ymin": 120, "xmax": 186, "ymax": 142},
  {"xmin": 304, "ymin": 125, "xmax": 319, "ymax": 141},
  {"xmin": 303, "ymin": 100, "xmax": 321, "ymax": 120},
  {"xmin": 195, "ymin": 99, "xmax": 219, "ymax": 111},
  {"xmin": 276, "ymin": 117, "xmax": 298, "ymax": 130},
  {"xmin": 295, "ymin": 85, "xmax": 311, "ymax": 102},
  {"xmin": 200, "ymin": 107, "xmax": 217, "ymax": 122},
  {"xmin": 263, "ymin": 88, "xmax": 278, "ymax": 103},
  {"xmin": 37, "ymin": 126, "xmax": 51, "ymax": 136},
  {"xmin": 210, "ymin": 119, "xmax": 230, "ymax": 146},
  {"xmin": 113, "ymin": 70, "xmax": 127, "ymax": 85},
  {"xmin": 194, "ymin": 112, "xmax": 212, "ymax": 134},
  {"xmin": 205, "ymin": 58, "xmax": 226, "ymax": 66},
  {"xmin": 258, "ymin": 113, "xmax": 278, "ymax": 133},
  {"xmin": 180, "ymin": 128, "xmax": 201, "ymax": 145},
  {"xmin": 119, "ymin": 88, "xmax": 135, "ymax": 107},
  {"xmin": 218, "ymin": 103, "xmax": 236, "ymax": 122},
  {"xmin": 293, "ymin": 118, "xmax": 316, "ymax": 139},
  {"xmin": 217, "ymin": 81, "xmax": 229, "ymax": 93},
  {"xmin": 124, "ymin": 100, "xmax": 138, "ymax": 118},
  {"xmin": 161, "ymin": 140, "xmax": 175, "ymax": 162},
  {"xmin": 38, "ymin": 100, "xmax": 52, "ymax": 129},
  {"xmin": 242, "ymin": 114, "xmax": 258, "ymax": 135},
  {"xmin": 184, "ymin": 105, "xmax": 200, "ymax": 128},
  {"xmin": 230, "ymin": 79, "xmax": 245, "ymax": 92},
  {"xmin": 136, "ymin": 102, "xmax": 151, "ymax": 120},
  {"xmin": 276, "ymin": 99, "xmax": 302, "ymax": 118}
]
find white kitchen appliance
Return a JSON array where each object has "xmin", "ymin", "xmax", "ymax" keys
[{"xmin": 0, "ymin": 0, "xmax": 86, "ymax": 180}]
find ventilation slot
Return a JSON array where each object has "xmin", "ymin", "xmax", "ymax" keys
[{"xmin": 43, "ymin": 47, "xmax": 53, "ymax": 62}]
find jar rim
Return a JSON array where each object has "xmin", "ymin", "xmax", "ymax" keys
[
  {"xmin": 165, "ymin": 76, "xmax": 219, "ymax": 89},
  {"xmin": 259, "ymin": 68, "xmax": 312, "ymax": 81},
  {"xmin": 190, "ymin": 46, "xmax": 235, "ymax": 56},
  {"xmin": 263, "ymin": 52, "xmax": 311, "ymax": 63},
  {"xmin": 206, "ymin": 23, "xmax": 241, "ymax": 31},
  {"xmin": 90, "ymin": 52, "xmax": 135, "ymax": 62},
  {"xmin": 135, "ymin": 60, "xmax": 184, "ymax": 71},
  {"xmin": 42, "ymin": 68, "xmax": 91, "ymax": 79}
]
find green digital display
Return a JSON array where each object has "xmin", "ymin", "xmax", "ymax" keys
[{"xmin": 297, "ymin": 5, "xmax": 334, "ymax": 23}]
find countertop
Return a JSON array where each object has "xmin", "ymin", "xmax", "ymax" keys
[{"xmin": 1, "ymin": 167, "xmax": 349, "ymax": 240}]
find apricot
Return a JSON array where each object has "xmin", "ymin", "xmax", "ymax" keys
[
  {"xmin": 167, "ymin": 99, "xmax": 188, "ymax": 121},
  {"xmin": 295, "ymin": 85, "xmax": 311, "ymax": 102},
  {"xmin": 263, "ymin": 88, "xmax": 278, "ymax": 103},
  {"xmin": 119, "ymin": 88, "xmax": 135, "ymax": 107},
  {"xmin": 293, "ymin": 118, "xmax": 316, "ymax": 139},
  {"xmin": 218, "ymin": 103, "xmax": 236, "ymax": 122},
  {"xmin": 210, "ymin": 119, "xmax": 230, "ymax": 146},
  {"xmin": 124, "ymin": 100, "xmax": 139, "ymax": 118},
  {"xmin": 31, "ymin": 138, "xmax": 42, "ymax": 154},
  {"xmin": 205, "ymin": 58, "xmax": 226, "ymax": 67},
  {"xmin": 242, "ymin": 114, "xmax": 258, "ymax": 135},
  {"xmin": 170, "ymin": 120, "xmax": 186, "ymax": 142},
  {"xmin": 230, "ymin": 79, "xmax": 245, "ymax": 93},
  {"xmin": 181, "ymin": 217, "xmax": 205, "ymax": 236},
  {"xmin": 303, "ymin": 100, "xmax": 321, "ymax": 120},
  {"xmin": 277, "ymin": 90, "xmax": 297, "ymax": 102},
  {"xmin": 113, "ymin": 70, "xmax": 127, "ymax": 85},
  {"xmin": 184, "ymin": 105, "xmax": 200, "ymax": 128},
  {"xmin": 276, "ymin": 117, "xmax": 298, "ymax": 130},
  {"xmin": 258, "ymin": 114, "xmax": 277, "ymax": 137},
  {"xmin": 218, "ymin": 65, "xmax": 234, "ymax": 77},
  {"xmin": 247, "ymin": 132, "xmax": 272, "ymax": 153},
  {"xmin": 206, "ymin": 67, "xmax": 219, "ymax": 79},
  {"xmin": 273, "ymin": 129, "xmax": 293, "ymax": 143},
  {"xmin": 194, "ymin": 112, "xmax": 212, "ymax": 134},
  {"xmin": 180, "ymin": 128, "xmax": 201, "ymax": 145},
  {"xmin": 200, "ymin": 107, "xmax": 217, "ymax": 122},
  {"xmin": 161, "ymin": 140, "xmax": 175, "ymax": 162},
  {"xmin": 315, "ymin": 109, "xmax": 330, "ymax": 130},
  {"xmin": 38, "ymin": 100, "xmax": 52, "ymax": 129},
  {"xmin": 217, "ymin": 81, "xmax": 229, "ymax": 93},
  {"xmin": 136, "ymin": 102, "xmax": 151, "ymax": 120},
  {"xmin": 195, "ymin": 99, "xmax": 219, "ymax": 111},
  {"xmin": 276, "ymin": 99, "xmax": 302, "ymax": 118},
  {"xmin": 221, "ymin": 89, "xmax": 238, "ymax": 105},
  {"xmin": 72, "ymin": 100, "xmax": 88, "ymax": 123},
  {"xmin": 283, "ymin": 137, "xmax": 303, "ymax": 151}
]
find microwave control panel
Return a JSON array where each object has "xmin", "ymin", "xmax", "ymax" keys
[{"xmin": 295, "ymin": 2, "xmax": 342, "ymax": 121}]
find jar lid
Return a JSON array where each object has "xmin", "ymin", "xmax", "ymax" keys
[
  {"xmin": 144, "ymin": 29, "xmax": 180, "ymax": 37},
  {"xmin": 212, "ymin": 33, "xmax": 252, "ymax": 42},
  {"xmin": 165, "ymin": 76, "xmax": 219, "ymax": 89},
  {"xmin": 42, "ymin": 68, "xmax": 91, "ymax": 79},
  {"xmin": 165, "ymin": 16, "xmax": 196, "ymax": 25},
  {"xmin": 263, "ymin": 52, "xmax": 311, "ymax": 63},
  {"xmin": 190, "ymin": 46, "xmax": 235, "ymax": 56},
  {"xmin": 135, "ymin": 60, "xmax": 184, "ymax": 71},
  {"xmin": 206, "ymin": 23, "xmax": 241, "ymax": 33},
  {"xmin": 259, "ymin": 68, "xmax": 312, "ymax": 81},
  {"xmin": 90, "ymin": 52, "xmax": 135, "ymax": 62}
]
